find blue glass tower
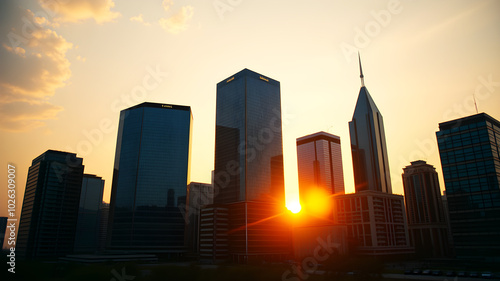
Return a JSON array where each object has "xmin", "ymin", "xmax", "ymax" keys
[
  {"xmin": 214, "ymin": 69, "xmax": 284, "ymax": 204},
  {"xmin": 108, "ymin": 102, "xmax": 192, "ymax": 253},
  {"xmin": 436, "ymin": 113, "xmax": 500, "ymax": 259},
  {"xmin": 349, "ymin": 55, "xmax": 392, "ymax": 193}
]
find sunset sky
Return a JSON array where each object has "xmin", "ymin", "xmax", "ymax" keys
[{"xmin": 1, "ymin": 0, "xmax": 499, "ymax": 233}]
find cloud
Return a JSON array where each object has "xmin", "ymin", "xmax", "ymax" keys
[
  {"xmin": 159, "ymin": 6, "xmax": 194, "ymax": 34},
  {"xmin": 76, "ymin": 55, "xmax": 86, "ymax": 62},
  {"xmin": 38, "ymin": 0, "xmax": 121, "ymax": 24},
  {"xmin": 162, "ymin": 0, "xmax": 173, "ymax": 12},
  {"xmin": 130, "ymin": 14, "xmax": 151, "ymax": 26},
  {"xmin": 0, "ymin": 101, "xmax": 63, "ymax": 132},
  {"xmin": 0, "ymin": 8, "xmax": 72, "ymax": 131}
]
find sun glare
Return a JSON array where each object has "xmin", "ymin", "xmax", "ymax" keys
[{"xmin": 287, "ymin": 201, "xmax": 302, "ymax": 214}]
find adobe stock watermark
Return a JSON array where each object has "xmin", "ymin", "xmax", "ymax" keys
[
  {"xmin": 64, "ymin": 65, "xmax": 168, "ymax": 158},
  {"xmin": 110, "ymin": 267, "xmax": 135, "ymax": 281},
  {"xmin": 340, "ymin": 0, "xmax": 403, "ymax": 63},
  {"xmin": 390, "ymin": 74, "xmax": 499, "ymax": 181},
  {"xmin": 213, "ymin": 0, "xmax": 243, "ymax": 20},
  {"xmin": 179, "ymin": 106, "xmax": 295, "ymax": 223},
  {"xmin": 281, "ymin": 234, "xmax": 341, "ymax": 281}
]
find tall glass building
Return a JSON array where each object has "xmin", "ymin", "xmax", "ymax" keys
[
  {"xmin": 436, "ymin": 113, "xmax": 500, "ymax": 260},
  {"xmin": 349, "ymin": 55, "xmax": 392, "ymax": 193},
  {"xmin": 108, "ymin": 102, "xmax": 192, "ymax": 254},
  {"xmin": 74, "ymin": 174, "xmax": 104, "ymax": 253},
  {"xmin": 296, "ymin": 131, "xmax": 345, "ymax": 198},
  {"xmin": 214, "ymin": 69, "xmax": 284, "ymax": 204},
  {"xmin": 17, "ymin": 150, "xmax": 84, "ymax": 259}
]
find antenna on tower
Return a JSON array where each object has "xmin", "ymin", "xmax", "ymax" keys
[
  {"xmin": 358, "ymin": 51, "xmax": 365, "ymax": 87},
  {"xmin": 473, "ymin": 94, "xmax": 478, "ymax": 114}
]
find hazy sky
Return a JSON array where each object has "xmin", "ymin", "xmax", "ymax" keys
[{"xmin": 1, "ymin": 0, "xmax": 499, "ymax": 228}]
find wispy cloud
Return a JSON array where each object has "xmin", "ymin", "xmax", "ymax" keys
[
  {"xmin": 0, "ymin": 8, "xmax": 72, "ymax": 131},
  {"xmin": 162, "ymin": 0, "xmax": 173, "ymax": 12},
  {"xmin": 159, "ymin": 5, "xmax": 194, "ymax": 34},
  {"xmin": 38, "ymin": 0, "xmax": 121, "ymax": 24},
  {"xmin": 130, "ymin": 14, "xmax": 151, "ymax": 26}
]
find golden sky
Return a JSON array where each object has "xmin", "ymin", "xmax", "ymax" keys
[{"xmin": 1, "ymin": 0, "xmax": 500, "ymax": 234}]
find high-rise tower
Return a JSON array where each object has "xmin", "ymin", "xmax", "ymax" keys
[
  {"xmin": 214, "ymin": 68, "xmax": 284, "ymax": 204},
  {"xmin": 108, "ymin": 102, "xmax": 192, "ymax": 254},
  {"xmin": 402, "ymin": 160, "xmax": 451, "ymax": 257},
  {"xmin": 349, "ymin": 54, "xmax": 392, "ymax": 193},
  {"xmin": 296, "ymin": 131, "xmax": 345, "ymax": 198},
  {"xmin": 436, "ymin": 113, "xmax": 500, "ymax": 259},
  {"xmin": 17, "ymin": 150, "xmax": 84, "ymax": 259}
]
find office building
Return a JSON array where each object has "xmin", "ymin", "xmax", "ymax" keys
[
  {"xmin": 201, "ymin": 69, "xmax": 290, "ymax": 263},
  {"xmin": 108, "ymin": 102, "xmax": 192, "ymax": 254},
  {"xmin": 349, "ymin": 55, "xmax": 392, "ymax": 193},
  {"xmin": 297, "ymin": 131, "xmax": 345, "ymax": 198},
  {"xmin": 436, "ymin": 113, "xmax": 500, "ymax": 260},
  {"xmin": 185, "ymin": 182, "xmax": 213, "ymax": 253},
  {"xmin": 74, "ymin": 174, "xmax": 105, "ymax": 253},
  {"xmin": 333, "ymin": 191, "xmax": 412, "ymax": 255},
  {"xmin": 213, "ymin": 68, "xmax": 285, "ymax": 204},
  {"xmin": 17, "ymin": 150, "xmax": 84, "ymax": 259},
  {"xmin": 99, "ymin": 202, "xmax": 109, "ymax": 251},
  {"xmin": 402, "ymin": 160, "xmax": 451, "ymax": 257},
  {"xmin": 199, "ymin": 201, "xmax": 292, "ymax": 263}
]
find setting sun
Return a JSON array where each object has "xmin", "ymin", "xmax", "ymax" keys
[{"xmin": 287, "ymin": 201, "xmax": 302, "ymax": 214}]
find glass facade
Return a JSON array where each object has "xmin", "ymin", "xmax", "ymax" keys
[
  {"xmin": 17, "ymin": 150, "xmax": 84, "ymax": 259},
  {"xmin": 108, "ymin": 102, "xmax": 192, "ymax": 253},
  {"xmin": 349, "ymin": 86, "xmax": 392, "ymax": 193},
  {"xmin": 74, "ymin": 174, "xmax": 104, "ymax": 253},
  {"xmin": 436, "ymin": 113, "xmax": 500, "ymax": 259},
  {"xmin": 296, "ymin": 131, "xmax": 345, "ymax": 199},
  {"xmin": 214, "ymin": 69, "xmax": 284, "ymax": 204}
]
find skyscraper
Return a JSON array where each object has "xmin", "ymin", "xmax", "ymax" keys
[
  {"xmin": 108, "ymin": 102, "xmax": 192, "ymax": 254},
  {"xmin": 200, "ymin": 69, "xmax": 291, "ymax": 263},
  {"xmin": 297, "ymin": 131, "xmax": 345, "ymax": 199},
  {"xmin": 349, "ymin": 55, "xmax": 392, "ymax": 193},
  {"xmin": 17, "ymin": 150, "xmax": 84, "ymax": 259},
  {"xmin": 74, "ymin": 174, "xmax": 105, "ymax": 253},
  {"xmin": 214, "ymin": 68, "xmax": 284, "ymax": 204},
  {"xmin": 402, "ymin": 160, "xmax": 451, "ymax": 257},
  {"xmin": 436, "ymin": 113, "xmax": 500, "ymax": 260}
]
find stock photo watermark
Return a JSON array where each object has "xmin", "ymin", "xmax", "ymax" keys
[
  {"xmin": 6, "ymin": 164, "xmax": 17, "ymax": 274},
  {"xmin": 213, "ymin": 0, "xmax": 243, "ymax": 20},
  {"xmin": 340, "ymin": 0, "xmax": 403, "ymax": 63},
  {"xmin": 179, "ymin": 106, "xmax": 295, "ymax": 223},
  {"xmin": 391, "ymin": 73, "xmax": 499, "ymax": 182}
]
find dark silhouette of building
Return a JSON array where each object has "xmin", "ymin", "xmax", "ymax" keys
[
  {"xmin": 74, "ymin": 174, "xmax": 104, "ymax": 253},
  {"xmin": 213, "ymin": 68, "xmax": 285, "ymax": 204},
  {"xmin": 108, "ymin": 102, "xmax": 192, "ymax": 255},
  {"xmin": 402, "ymin": 160, "xmax": 451, "ymax": 257},
  {"xmin": 349, "ymin": 54, "xmax": 392, "ymax": 193},
  {"xmin": 436, "ymin": 113, "xmax": 500, "ymax": 260},
  {"xmin": 297, "ymin": 131, "xmax": 345, "ymax": 199},
  {"xmin": 98, "ymin": 202, "xmax": 109, "ymax": 251},
  {"xmin": 185, "ymin": 182, "xmax": 213, "ymax": 253},
  {"xmin": 333, "ymin": 191, "xmax": 411, "ymax": 255},
  {"xmin": 201, "ymin": 69, "xmax": 290, "ymax": 263},
  {"xmin": 200, "ymin": 202, "xmax": 291, "ymax": 263},
  {"xmin": 17, "ymin": 150, "xmax": 84, "ymax": 259}
]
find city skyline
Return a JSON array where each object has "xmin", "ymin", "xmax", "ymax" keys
[{"xmin": 1, "ymin": 0, "xmax": 500, "ymax": 228}]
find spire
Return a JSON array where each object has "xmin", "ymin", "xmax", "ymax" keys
[{"xmin": 358, "ymin": 52, "xmax": 365, "ymax": 87}]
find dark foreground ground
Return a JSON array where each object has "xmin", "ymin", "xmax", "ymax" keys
[{"xmin": 2, "ymin": 252, "xmax": 499, "ymax": 281}]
